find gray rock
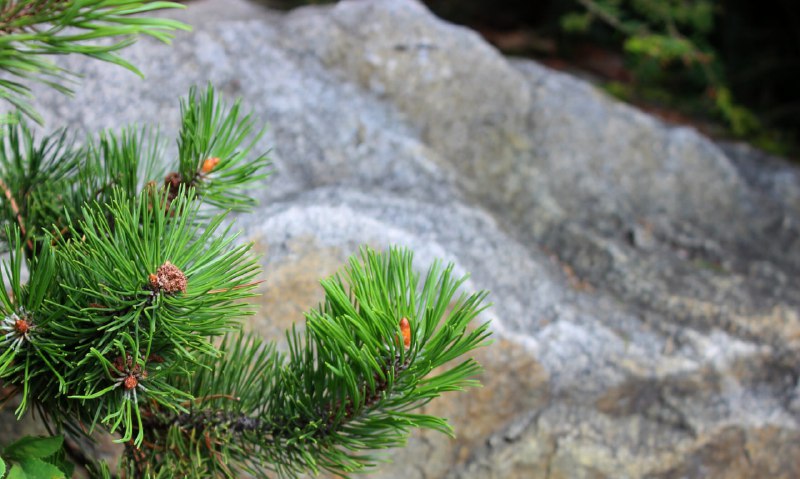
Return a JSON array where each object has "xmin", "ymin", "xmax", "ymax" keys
[{"xmin": 3, "ymin": 0, "xmax": 799, "ymax": 477}]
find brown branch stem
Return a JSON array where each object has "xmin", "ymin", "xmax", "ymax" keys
[
  {"xmin": 0, "ymin": 175, "xmax": 33, "ymax": 251},
  {"xmin": 0, "ymin": 0, "xmax": 69, "ymax": 35}
]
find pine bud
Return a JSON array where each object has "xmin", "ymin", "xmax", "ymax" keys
[
  {"xmin": 14, "ymin": 317, "xmax": 30, "ymax": 335},
  {"xmin": 399, "ymin": 317, "xmax": 411, "ymax": 348},
  {"xmin": 201, "ymin": 157, "xmax": 220, "ymax": 174},
  {"xmin": 123, "ymin": 375, "xmax": 139, "ymax": 390}
]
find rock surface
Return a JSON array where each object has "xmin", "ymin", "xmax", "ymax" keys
[{"xmin": 4, "ymin": 0, "xmax": 800, "ymax": 477}]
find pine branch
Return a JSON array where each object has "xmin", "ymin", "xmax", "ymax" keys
[
  {"xmin": 0, "ymin": 117, "xmax": 81, "ymax": 255},
  {"xmin": 50, "ymin": 187, "xmax": 261, "ymax": 444},
  {"xmin": 0, "ymin": 86, "xmax": 270, "ymax": 256},
  {"xmin": 1, "ymin": 173, "xmax": 266, "ymax": 447},
  {"xmin": 0, "ymin": 0, "xmax": 190, "ymax": 124},
  {"xmin": 125, "ymin": 248, "xmax": 492, "ymax": 478},
  {"xmin": 175, "ymin": 85, "xmax": 271, "ymax": 212},
  {"xmin": 0, "ymin": 224, "xmax": 65, "ymax": 417},
  {"xmin": 143, "ymin": 350, "xmax": 410, "ymax": 438},
  {"xmin": 0, "ymin": 63, "xmax": 487, "ymax": 478}
]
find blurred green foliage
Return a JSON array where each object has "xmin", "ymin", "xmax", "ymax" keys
[
  {"xmin": 0, "ymin": 435, "xmax": 73, "ymax": 479},
  {"xmin": 559, "ymin": 0, "xmax": 800, "ymax": 155},
  {"xmin": 562, "ymin": 0, "xmax": 759, "ymax": 136}
]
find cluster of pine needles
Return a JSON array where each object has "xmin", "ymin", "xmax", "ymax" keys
[{"xmin": 0, "ymin": 3, "xmax": 492, "ymax": 478}]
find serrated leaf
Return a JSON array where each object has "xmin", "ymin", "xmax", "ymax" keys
[
  {"xmin": 3, "ymin": 436, "xmax": 63, "ymax": 461},
  {"xmin": 19, "ymin": 459, "xmax": 64, "ymax": 479}
]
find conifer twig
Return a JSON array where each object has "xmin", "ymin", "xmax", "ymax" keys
[
  {"xmin": 0, "ymin": 0, "xmax": 190, "ymax": 124},
  {"xmin": 0, "ymin": 0, "xmax": 68, "ymax": 35},
  {"xmin": 0, "ymin": 74, "xmax": 490, "ymax": 478}
]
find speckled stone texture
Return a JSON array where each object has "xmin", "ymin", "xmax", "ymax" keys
[{"xmin": 2, "ymin": 0, "xmax": 800, "ymax": 477}]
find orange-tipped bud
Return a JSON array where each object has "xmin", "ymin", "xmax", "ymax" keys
[
  {"xmin": 399, "ymin": 317, "xmax": 411, "ymax": 348},
  {"xmin": 201, "ymin": 157, "xmax": 220, "ymax": 174},
  {"xmin": 123, "ymin": 375, "xmax": 139, "ymax": 390},
  {"xmin": 14, "ymin": 318, "xmax": 30, "ymax": 335}
]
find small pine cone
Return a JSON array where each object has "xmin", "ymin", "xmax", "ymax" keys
[
  {"xmin": 155, "ymin": 261, "xmax": 187, "ymax": 294},
  {"xmin": 163, "ymin": 171, "xmax": 183, "ymax": 203},
  {"xmin": 164, "ymin": 171, "xmax": 182, "ymax": 192}
]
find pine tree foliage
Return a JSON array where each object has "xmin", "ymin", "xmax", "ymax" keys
[
  {"xmin": 0, "ymin": 85, "xmax": 269, "ymax": 442},
  {"xmin": 127, "ymin": 249, "xmax": 490, "ymax": 478},
  {"xmin": 0, "ymin": 0, "xmax": 189, "ymax": 124},
  {"xmin": 0, "ymin": 2, "xmax": 492, "ymax": 478},
  {"xmin": 562, "ymin": 0, "xmax": 761, "ymax": 136}
]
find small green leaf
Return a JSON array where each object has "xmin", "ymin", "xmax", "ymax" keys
[
  {"xmin": 0, "ymin": 457, "xmax": 6, "ymax": 477},
  {"xmin": 6, "ymin": 464, "xmax": 26, "ymax": 479},
  {"xmin": 50, "ymin": 454, "xmax": 74, "ymax": 479},
  {"xmin": 19, "ymin": 459, "xmax": 65, "ymax": 479},
  {"xmin": 3, "ymin": 436, "xmax": 63, "ymax": 461},
  {"xmin": 561, "ymin": 12, "xmax": 593, "ymax": 32}
]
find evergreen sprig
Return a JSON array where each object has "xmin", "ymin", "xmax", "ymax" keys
[
  {"xmin": 54, "ymin": 186, "xmax": 260, "ymax": 444},
  {"xmin": 0, "ymin": 0, "xmax": 189, "ymax": 124},
  {"xmin": 176, "ymin": 85, "xmax": 270, "ymax": 212},
  {"xmin": 0, "ymin": 84, "xmax": 270, "ymax": 256},
  {"xmin": 0, "ymin": 118, "xmax": 79, "ymax": 253},
  {"xmin": 0, "ymin": 84, "xmax": 273, "ymax": 446},
  {"xmin": 0, "ymin": 3, "xmax": 493, "ymax": 477},
  {"xmin": 127, "ymin": 247, "xmax": 491, "ymax": 478},
  {"xmin": 0, "ymin": 224, "xmax": 63, "ymax": 417}
]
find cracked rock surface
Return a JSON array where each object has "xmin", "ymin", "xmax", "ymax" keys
[{"xmin": 6, "ymin": 0, "xmax": 800, "ymax": 477}]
